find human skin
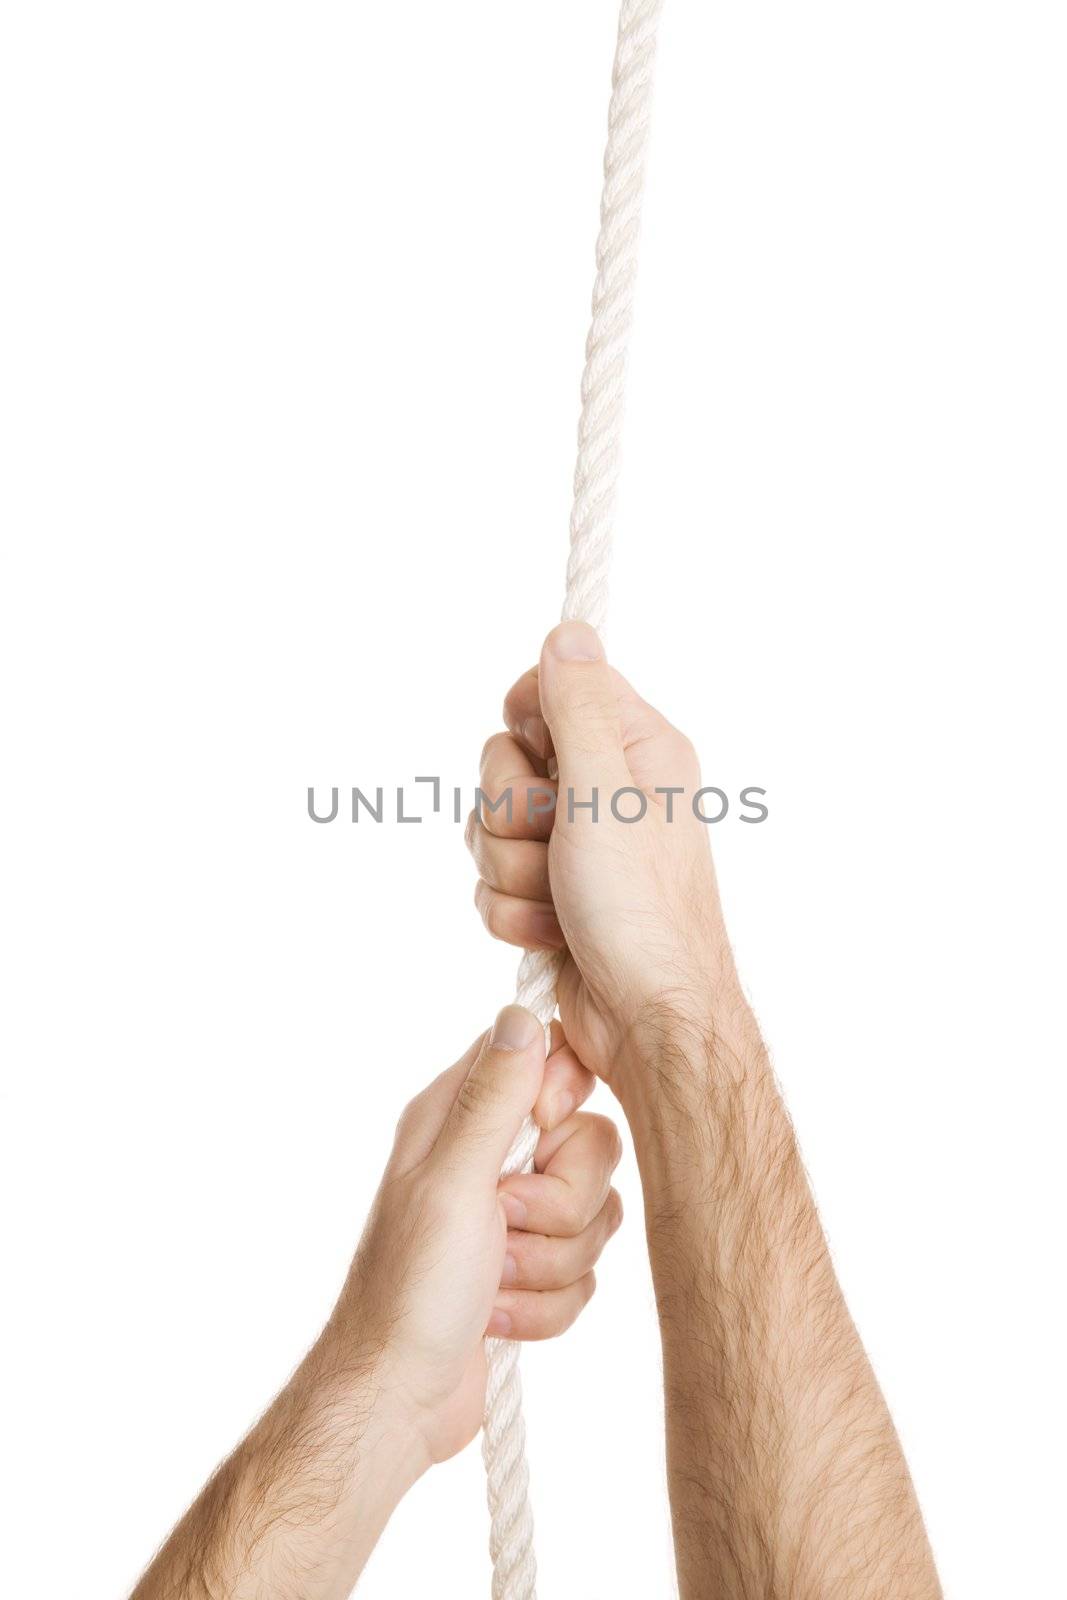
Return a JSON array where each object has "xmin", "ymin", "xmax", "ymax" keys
[
  {"xmin": 468, "ymin": 620, "xmax": 943, "ymax": 1599},
  {"xmin": 131, "ymin": 1010, "xmax": 622, "ymax": 1599}
]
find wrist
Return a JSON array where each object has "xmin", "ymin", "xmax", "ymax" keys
[
  {"xmin": 615, "ymin": 990, "xmax": 771, "ymax": 1170},
  {"xmin": 618, "ymin": 1008, "xmax": 821, "ymax": 1299},
  {"xmin": 617, "ymin": 977, "xmax": 761, "ymax": 1109},
  {"xmin": 158, "ymin": 1331, "xmax": 426, "ymax": 1600},
  {"xmin": 305, "ymin": 1315, "xmax": 432, "ymax": 1495}
]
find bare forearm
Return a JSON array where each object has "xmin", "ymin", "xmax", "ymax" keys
[
  {"xmin": 131, "ymin": 1320, "xmax": 424, "ymax": 1600},
  {"xmin": 131, "ymin": 1009, "xmax": 618, "ymax": 1600},
  {"xmin": 623, "ymin": 1002, "xmax": 941, "ymax": 1600}
]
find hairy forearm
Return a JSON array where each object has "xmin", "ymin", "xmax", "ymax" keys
[
  {"xmin": 132, "ymin": 1315, "xmax": 425, "ymax": 1600},
  {"xmin": 623, "ymin": 1000, "xmax": 941, "ymax": 1600}
]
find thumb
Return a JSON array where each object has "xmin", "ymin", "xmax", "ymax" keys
[
  {"xmin": 434, "ymin": 1006, "xmax": 545, "ymax": 1182},
  {"xmin": 539, "ymin": 621, "xmax": 631, "ymax": 802}
]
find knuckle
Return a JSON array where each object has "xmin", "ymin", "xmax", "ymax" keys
[
  {"xmin": 455, "ymin": 1069, "xmax": 497, "ymax": 1122},
  {"xmin": 587, "ymin": 1112, "xmax": 624, "ymax": 1167},
  {"xmin": 480, "ymin": 838, "xmax": 531, "ymax": 899},
  {"xmin": 672, "ymin": 730, "xmax": 698, "ymax": 766},
  {"xmin": 566, "ymin": 684, "xmax": 613, "ymax": 723},
  {"xmin": 480, "ymin": 889, "xmax": 504, "ymax": 940},
  {"xmin": 468, "ymin": 823, "xmax": 495, "ymax": 882},
  {"xmin": 477, "ymin": 790, "xmax": 518, "ymax": 839},
  {"xmin": 607, "ymin": 1187, "xmax": 624, "ymax": 1233},
  {"xmin": 557, "ymin": 1192, "xmax": 586, "ymax": 1239},
  {"xmin": 520, "ymin": 1236, "xmax": 558, "ymax": 1291},
  {"xmin": 563, "ymin": 727, "xmax": 613, "ymax": 762},
  {"xmin": 543, "ymin": 1235, "xmax": 570, "ymax": 1286},
  {"xmin": 576, "ymin": 1226, "xmax": 602, "ymax": 1274},
  {"xmin": 559, "ymin": 697, "xmax": 617, "ymax": 751},
  {"xmin": 393, "ymin": 1101, "xmax": 417, "ymax": 1145},
  {"xmin": 479, "ymin": 731, "xmax": 506, "ymax": 770},
  {"xmin": 549, "ymin": 1276, "xmax": 594, "ymax": 1338},
  {"xmin": 539, "ymin": 1300, "xmax": 572, "ymax": 1340}
]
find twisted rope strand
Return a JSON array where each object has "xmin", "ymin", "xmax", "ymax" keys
[{"xmin": 480, "ymin": 3, "xmax": 665, "ymax": 1595}]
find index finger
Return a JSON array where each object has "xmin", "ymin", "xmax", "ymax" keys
[
  {"xmin": 478, "ymin": 731, "xmax": 557, "ymax": 841},
  {"xmin": 498, "ymin": 1112, "xmax": 623, "ymax": 1238},
  {"xmin": 532, "ymin": 1034, "xmax": 597, "ymax": 1133},
  {"xmin": 503, "ymin": 667, "xmax": 554, "ymax": 765}
]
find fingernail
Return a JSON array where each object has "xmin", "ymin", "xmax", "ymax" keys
[
  {"xmin": 521, "ymin": 716, "xmax": 548, "ymax": 756},
  {"xmin": 551, "ymin": 1090, "xmax": 576, "ymax": 1129},
  {"xmin": 499, "ymin": 1193, "xmax": 527, "ymax": 1229},
  {"xmin": 490, "ymin": 1005, "xmax": 539, "ymax": 1052},
  {"xmin": 501, "ymin": 1253, "xmax": 518, "ymax": 1286},
  {"xmin": 550, "ymin": 621, "xmax": 602, "ymax": 661},
  {"xmin": 486, "ymin": 1308, "xmax": 513, "ymax": 1337}
]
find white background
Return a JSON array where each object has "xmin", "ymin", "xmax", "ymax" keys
[{"xmin": 1, "ymin": 3, "xmax": 1064, "ymax": 1595}]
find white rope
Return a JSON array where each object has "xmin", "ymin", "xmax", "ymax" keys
[{"xmin": 481, "ymin": 3, "xmax": 665, "ymax": 1594}]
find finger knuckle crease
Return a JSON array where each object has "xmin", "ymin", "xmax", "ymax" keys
[{"xmin": 456, "ymin": 1074, "xmax": 497, "ymax": 1120}]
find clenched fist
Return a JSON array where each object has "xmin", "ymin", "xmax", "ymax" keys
[{"xmin": 467, "ymin": 621, "xmax": 746, "ymax": 1107}]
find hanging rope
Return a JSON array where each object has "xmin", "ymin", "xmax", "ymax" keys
[{"xmin": 480, "ymin": 3, "xmax": 666, "ymax": 1595}]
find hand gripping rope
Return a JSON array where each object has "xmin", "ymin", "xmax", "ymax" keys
[{"xmin": 480, "ymin": 3, "xmax": 666, "ymax": 1595}]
